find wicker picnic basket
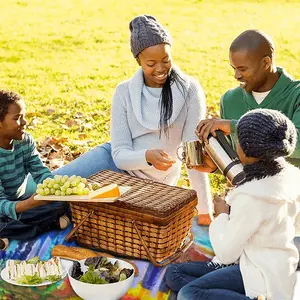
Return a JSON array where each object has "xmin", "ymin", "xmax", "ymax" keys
[{"xmin": 66, "ymin": 170, "xmax": 197, "ymax": 267}]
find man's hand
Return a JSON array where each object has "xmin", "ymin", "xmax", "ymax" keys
[
  {"xmin": 146, "ymin": 149, "xmax": 176, "ymax": 171},
  {"xmin": 213, "ymin": 194, "xmax": 230, "ymax": 217},
  {"xmin": 190, "ymin": 150, "xmax": 218, "ymax": 173},
  {"xmin": 196, "ymin": 118, "xmax": 232, "ymax": 144}
]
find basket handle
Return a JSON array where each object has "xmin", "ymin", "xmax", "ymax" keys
[
  {"xmin": 65, "ymin": 210, "xmax": 94, "ymax": 242},
  {"xmin": 132, "ymin": 221, "xmax": 194, "ymax": 267}
]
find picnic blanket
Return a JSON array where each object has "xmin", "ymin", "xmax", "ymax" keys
[{"xmin": 0, "ymin": 217, "xmax": 214, "ymax": 300}]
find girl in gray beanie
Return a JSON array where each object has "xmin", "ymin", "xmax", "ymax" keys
[
  {"xmin": 166, "ymin": 108, "xmax": 300, "ymax": 300},
  {"xmin": 236, "ymin": 108, "xmax": 297, "ymax": 182},
  {"xmin": 52, "ymin": 15, "xmax": 212, "ymax": 225}
]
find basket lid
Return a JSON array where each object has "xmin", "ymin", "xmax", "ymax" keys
[{"xmin": 88, "ymin": 170, "xmax": 197, "ymax": 218}]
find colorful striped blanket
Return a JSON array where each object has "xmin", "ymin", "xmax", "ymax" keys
[{"xmin": 0, "ymin": 217, "xmax": 213, "ymax": 300}]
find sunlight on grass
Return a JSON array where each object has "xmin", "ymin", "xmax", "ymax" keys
[{"xmin": 0, "ymin": 0, "xmax": 300, "ymax": 189}]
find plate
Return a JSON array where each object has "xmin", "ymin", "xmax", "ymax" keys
[
  {"xmin": 0, "ymin": 259, "xmax": 73, "ymax": 287},
  {"xmin": 34, "ymin": 186, "xmax": 131, "ymax": 203}
]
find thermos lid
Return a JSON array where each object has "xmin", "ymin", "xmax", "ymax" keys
[{"xmin": 231, "ymin": 171, "xmax": 246, "ymax": 185}]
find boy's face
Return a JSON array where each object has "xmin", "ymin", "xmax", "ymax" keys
[
  {"xmin": 229, "ymin": 49, "xmax": 270, "ymax": 93},
  {"xmin": 0, "ymin": 100, "xmax": 27, "ymax": 141}
]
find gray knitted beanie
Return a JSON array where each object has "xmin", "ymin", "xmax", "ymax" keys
[
  {"xmin": 129, "ymin": 15, "xmax": 172, "ymax": 58},
  {"xmin": 237, "ymin": 109, "xmax": 297, "ymax": 159}
]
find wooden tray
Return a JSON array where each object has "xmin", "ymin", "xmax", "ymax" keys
[{"xmin": 34, "ymin": 186, "xmax": 131, "ymax": 203}]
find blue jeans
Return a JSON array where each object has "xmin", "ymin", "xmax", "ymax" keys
[
  {"xmin": 0, "ymin": 200, "xmax": 69, "ymax": 240},
  {"xmin": 165, "ymin": 261, "xmax": 253, "ymax": 300},
  {"xmin": 53, "ymin": 142, "xmax": 123, "ymax": 177}
]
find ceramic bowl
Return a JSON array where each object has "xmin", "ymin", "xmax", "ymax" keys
[{"xmin": 68, "ymin": 257, "xmax": 134, "ymax": 300}]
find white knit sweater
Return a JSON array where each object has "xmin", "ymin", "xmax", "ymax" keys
[
  {"xmin": 110, "ymin": 67, "xmax": 212, "ymax": 213},
  {"xmin": 210, "ymin": 163, "xmax": 300, "ymax": 300}
]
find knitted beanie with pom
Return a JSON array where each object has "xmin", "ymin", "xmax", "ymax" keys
[{"xmin": 129, "ymin": 15, "xmax": 171, "ymax": 58}]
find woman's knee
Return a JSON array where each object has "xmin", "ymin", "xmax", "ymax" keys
[{"xmin": 53, "ymin": 142, "xmax": 119, "ymax": 177}]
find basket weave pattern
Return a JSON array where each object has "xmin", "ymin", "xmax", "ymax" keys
[{"xmin": 69, "ymin": 170, "xmax": 197, "ymax": 264}]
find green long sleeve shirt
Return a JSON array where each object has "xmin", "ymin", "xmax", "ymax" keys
[
  {"xmin": 221, "ymin": 67, "xmax": 300, "ymax": 167},
  {"xmin": 0, "ymin": 133, "xmax": 52, "ymax": 220}
]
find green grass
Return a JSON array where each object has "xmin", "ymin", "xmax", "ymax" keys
[{"xmin": 1, "ymin": 0, "xmax": 300, "ymax": 191}]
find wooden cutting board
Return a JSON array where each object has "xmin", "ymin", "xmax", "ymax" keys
[{"xmin": 34, "ymin": 186, "xmax": 131, "ymax": 203}]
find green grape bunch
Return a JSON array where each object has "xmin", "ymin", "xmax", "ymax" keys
[{"xmin": 36, "ymin": 175, "xmax": 91, "ymax": 196}]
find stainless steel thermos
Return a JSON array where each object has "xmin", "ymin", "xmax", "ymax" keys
[{"xmin": 204, "ymin": 131, "xmax": 245, "ymax": 185}]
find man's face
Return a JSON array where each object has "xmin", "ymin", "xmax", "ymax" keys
[
  {"xmin": 137, "ymin": 44, "xmax": 172, "ymax": 88},
  {"xmin": 229, "ymin": 50, "xmax": 269, "ymax": 93},
  {"xmin": 0, "ymin": 100, "xmax": 27, "ymax": 141}
]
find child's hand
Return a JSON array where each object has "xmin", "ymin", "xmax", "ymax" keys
[
  {"xmin": 213, "ymin": 194, "xmax": 230, "ymax": 217},
  {"xmin": 34, "ymin": 199, "xmax": 52, "ymax": 206},
  {"xmin": 16, "ymin": 195, "xmax": 51, "ymax": 213}
]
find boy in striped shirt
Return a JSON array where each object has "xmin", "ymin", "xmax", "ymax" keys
[{"xmin": 0, "ymin": 90, "xmax": 70, "ymax": 247}]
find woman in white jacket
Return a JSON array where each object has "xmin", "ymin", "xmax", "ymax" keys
[{"xmin": 166, "ymin": 108, "xmax": 300, "ymax": 300}]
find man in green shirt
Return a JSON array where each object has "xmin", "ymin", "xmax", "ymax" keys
[
  {"xmin": 196, "ymin": 29, "xmax": 300, "ymax": 170},
  {"xmin": 196, "ymin": 29, "xmax": 300, "ymax": 269}
]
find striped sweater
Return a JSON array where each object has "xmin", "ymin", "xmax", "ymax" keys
[{"xmin": 0, "ymin": 133, "xmax": 52, "ymax": 220}]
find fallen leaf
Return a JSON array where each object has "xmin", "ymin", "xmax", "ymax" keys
[
  {"xmin": 74, "ymin": 112, "xmax": 84, "ymax": 118},
  {"xmin": 48, "ymin": 151, "xmax": 64, "ymax": 160},
  {"xmin": 49, "ymin": 158, "xmax": 65, "ymax": 169},
  {"xmin": 50, "ymin": 144, "xmax": 63, "ymax": 151},
  {"xmin": 72, "ymin": 140, "xmax": 88, "ymax": 146},
  {"xmin": 83, "ymin": 122, "xmax": 92, "ymax": 129},
  {"xmin": 37, "ymin": 135, "xmax": 86, "ymax": 171},
  {"xmin": 65, "ymin": 119, "xmax": 76, "ymax": 127},
  {"xmin": 26, "ymin": 112, "xmax": 41, "ymax": 118},
  {"xmin": 79, "ymin": 133, "xmax": 88, "ymax": 139},
  {"xmin": 78, "ymin": 122, "xmax": 93, "ymax": 132},
  {"xmin": 47, "ymin": 108, "xmax": 56, "ymax": 115},
  {"xmin": 27, "ymin": 117, "xmax": 39, "ymax": 129},
  {"xmin": 51, "ymin": 137, "xmax": 69, "ymax": 144}
]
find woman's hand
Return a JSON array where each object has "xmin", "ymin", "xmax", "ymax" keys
[
  {"xmin": 213, "ymin": 194, "xmax": 230, "ymax": 217},
  {"xmin": 196, "ymin": 118, "xmax": 232, "ymax": 144},
  {"xmin": 146, "ymin": 149, "xmax": 176, "ymax": 171}
]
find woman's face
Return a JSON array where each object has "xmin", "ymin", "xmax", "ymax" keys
[{"xmin": 137, "ymin": 43, "xmax": 172, "ymax": 88}]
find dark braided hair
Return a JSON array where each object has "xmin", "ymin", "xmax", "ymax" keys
[
  {"xmin": 0, "ymin": 90, "xmax": 22, "ymax": 121},
  {"xmin": 159, "ymin": 68, "xmax": 187, "ymax": 137}
]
